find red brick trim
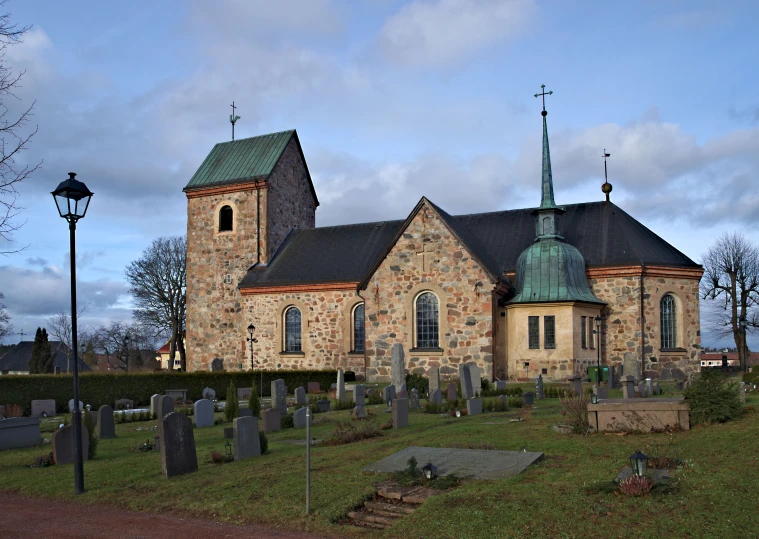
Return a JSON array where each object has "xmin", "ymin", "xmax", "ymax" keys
[
  {"xmin": 240, "ymin": 282, "xmax": 359, "ymax": 295},
  {"xmin": 585, "ymin": 265, "xmax": 703, "ymax": 280},
  {"xmin": 185, "ymin": 180, "xmax": 267, "ymax": 199}
]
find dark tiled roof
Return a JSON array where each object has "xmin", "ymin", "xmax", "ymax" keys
[
  {"xmin": 0, "ymin": 341, "xmax": 91, "ymax": 373},
  {"xmin": 240, "ymin": 200, "xmax": 699, "ymax": 288}
]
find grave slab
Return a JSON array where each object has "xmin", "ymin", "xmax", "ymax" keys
[
  {"xmin": 364, "ymin": 446, "xmax": 544, "ymax": 480},
  {"xmin": 31, "ymin": 399, "xmax": 56, "ymax": 417}
]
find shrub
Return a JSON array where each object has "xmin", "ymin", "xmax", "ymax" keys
[
  {"xmin": 559, "ymin": 392, "xmax": 590, "ymax": 433},
  {"xmin": 480, "ymin": 378, "xmax": 491, "ymax": 392},
  {"xmin": 32, "ymin": 452, "xmax": 54, "ymax": 468},
  {"xmin": 333, "ymin": 398, "xmax": 355, "ymax": 411},
  {"xmin": 508, "ymin": 397, "xmax": 523, "ymax": 409},
  {"xmin": 424, "ymin": 402, "xmax": 445, "ymax": 414},
  {"xmin": 248, "ymin": 383, "xmax": 261, "ymax": 418},
  {"xmin": 209, "ymin": 450, "xmax": 232, "ymax": 464},
  {"xmin": 618, "ymin": 475, "xmax": 654, "ymax": 497},
  {"xmin": 3, "ymin": 404, "xmax": 23, "ymax": 417},
  {"xmin": 405, "ymin": 373, "xmax": 428, "ymax": 395},
  {"xmin": 224, "ymin": 381, "xmax": 239, "ymax": 422},
  {"xmin": 367, "ymin": 391, "xmax": 384, "ymax": 405},
  {"xmin": 684, "ymin": 369, "xmax": 742, "ymax": 424},
  {"xmin": 259, "ymin": 431, "xmax": 268, "ymax": 454},
  {"xmin": 280, "ymin": 414, "xmax": 294, "ymax": 429},
  {"xmin": 83, "ymin": 412, "xmax": 98, "ymax": 460},
  {"xmin": 743, "ymin": 369, "xmax": 759, "ymax": 385}
]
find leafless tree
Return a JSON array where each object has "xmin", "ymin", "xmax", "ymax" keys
[
  {"xmin": 0, "ymin": 292, "xmax": 11, "ymax": 340},
  {"xmin": 45, "ymin": 306, "xmax": 88, "ymax": 372},
  {"xmin": 125, "ymin": 236, "xmax": 186, "ymax": 371},
  {"xmin": 93, "ymin": 321, "xmax": 159, "ymax": 372},
  {"xmin": 701, "ymin": 232, "xmax": 759, "ymax": 372},
  {"xmin": 0, "ymin": 4, "xmax": 40, "ymax": 254}
]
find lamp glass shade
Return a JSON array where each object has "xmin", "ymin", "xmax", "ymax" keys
[
  {"xmin": 629, "ymin": 450, "xmax": 648, "ymax": 477},
  {"xmin": 52, "ymin": 173, "xmax": 93, "ymax": 221},
  {"xmin": 247, "ymin": 324, "xmax": 255, "ymax": 336},
  {"xmin": 421, "ymin": 462, "xmax": 437, "ymax": 480},
  {"xmin": 591, "ymin": 394, "xmax": 598, "ymax": 404}
]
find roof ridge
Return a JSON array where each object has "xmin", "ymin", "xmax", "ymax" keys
[
  {"xmin": 311, "ymin": 219, "xmax": 405, "ymax": 232},
  {"xmin": 214, "ymin": 129, "xmax": 295, "ymax": 146}
]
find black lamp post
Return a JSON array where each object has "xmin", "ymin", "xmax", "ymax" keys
[
  {"xmin": 247, "ymin": 323, "xmax": 261, "ymax": 398},
  {"xmin": 52, "ymin": 172, "xmax": 93, "ymax": 495},
  {"xmin": 593, "ymin": 315, "xmax": 603, "ymax": 386},
  {"xmin": 123, "ymin": 335, "xmax": 130, "ymax": 372}
]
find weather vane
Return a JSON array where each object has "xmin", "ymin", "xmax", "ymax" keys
[
  {"xmin": 602, "ymin": 149, "xmax": 613, "ymax": 202},
  {"xmin": 534, "ymin": 84, "xmax": 553, "ymax": 116},
  {"xmin": 230, "ymin": 101, "xmax": 241, "ymax": 141}
]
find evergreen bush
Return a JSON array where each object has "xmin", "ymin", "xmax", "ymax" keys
[
  {"xmin": 684, "ymin": 369, "xmax": 742, "ymax": 424},
  {"xmin": 405, "ymin": 373, "xmax": 428, "ymax": 395},
  {"xmin": 224, "ymin": 381, "xmax": 239, "ymax": 422},
  {"xmin": 83, "ymin": 412, "xmax": 98, "ymax": 460},
  {"xmin": 259, "ymin": 431, "xmax": 268, "ymax": 454},
  {"xmin": 247, "ymin": 383, "xmax": 261, "ymax": 417}
]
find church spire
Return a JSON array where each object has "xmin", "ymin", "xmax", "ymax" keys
[{"xmin": 534, "ymin": 85, "xmax": 559, "ymax": 211}]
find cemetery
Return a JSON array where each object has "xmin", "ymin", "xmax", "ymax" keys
[{"xmin": 0, "ymin": 366, "xmax": 757, "ymax": 537}]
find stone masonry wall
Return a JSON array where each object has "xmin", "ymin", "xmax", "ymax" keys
[
  {"xmin": 265, "ymin": 136, "xmax": 316, "ymax": 262},
  {"xmin": 363, "ymin": 202, "xmax": 496, "ymax": 383}
]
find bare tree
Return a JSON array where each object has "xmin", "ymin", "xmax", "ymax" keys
[
  {"xmin": 0, "ymin": 292, "xmax": 11, "ymax": 340},
  {"xmin": 125, "ymin": 236, "xmax": 186, "ymax": 371},
  {"xmin": 45, "ymin": 307, "xmax": 88, "ymax": 372},
  {"xmin": 701, "ymin": 232, "xmax": 759, "ymax": 372},
  {"xmin": 0, "ymin": 4, "xmax": 40, "ymax": 253},
  {"xmin": 93, "ymin": 321, "xmax": 159, "ymax": 372}
]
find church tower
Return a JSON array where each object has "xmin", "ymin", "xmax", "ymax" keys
[{"xmin": 184, "ymin": 130, "xmax": 318, "ymax": 371}]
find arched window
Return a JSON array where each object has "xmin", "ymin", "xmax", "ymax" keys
[
  {"xmin": 352, "ymin": 303, "xmax": 365, "ymax": 353},
  {"xmin": 219, "ymin": 205, "xmax": 233, "ymax": 232},
  {"xmin": 415, "ymin": 292, "xmax": 439, "ymax": 349},
  {"xmin": 660, "ymin": 294, "xmax": 677, "ymax": 349},
  {"xmin": 284, "ymin": 307, "xmax": 302, "ymax": 352}
]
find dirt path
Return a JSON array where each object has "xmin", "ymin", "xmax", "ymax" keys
[{"xmin": 0, "ymin": 492, "xmax": 329, "ymax": 539}]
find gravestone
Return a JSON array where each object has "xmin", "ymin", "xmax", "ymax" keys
[
  {"xmin": 638, "ymin": 382, "xmax": 647, "ymax": 398},
  {"xmin": 96, "ymin": 405, "xmax": 115, "ymax": 439},
  {"xmin": 621, "ymin": 376, "xmax": 635, "ymax": 399},
  {"xmin": 0, "ymin": 418, "xmax": 41, "ymax": 450},
  {"xmin": 233, "ymin": 416, "xmax": 261, "ymax": 460},
  {"xmin": 210, "ymin": 358, "xmax": 224, "ymax": 372},
  {"xmin": 307, "ymin": 382, "xmax": 321, "ymax": 394},
  {"xmin": 593, "ymin": 386, "xmax": 609, "ymax": 399},
  {"xmin": 391, "ymin": 344, "xmax": 406, "ymax": 393},
  {"xmin": 157, "ymin": 395, "xmax": 174, "ymax": 420},
  {"xmin": 237, "ymin": 387, "xmax": 252, "ymax": 400},
  {"xmin": 447, "ymin": 383, "xmax": 457, "ymax": 402},
  {"xmin": 623, "ymin": 352, "xmax": 640, "ymax": 382},
  {"xmin": 295, "ymin": 386, "xmax": 307, "ymax": 405},
  {"xmin": 202, "ymin": 387, "xmax": 216, "ymax": 400},
  {"xmin": 536, "ymin": 375, "xmax": 544, "ymax": 400},
  {"xmin": 271, "ymin": 379, "xmax": 287, "ymax": 415},
  {"xmin": 410, "ymin": 388, "xmax": 420, "ymax": 409},
  {"xmin": 68, "ymin": 399, "xmax": 83, "ymax": 413},
  {"xmin": 652, "ymin": 382, "xmax": 661, "ymax": 396},
  {"xmin": 676, "ymin": 380, "xmax": 684, "ymax": 391},
  {"xmin": 646, "ymin": 378, "xmax": 654, "ymax": 397},
  {"xmin": 353, "ymin": 405, "xmax": 366, "ymax": 419},
  {"xmin": 392, "ymin": 398, "xmax": 409, "ymax": 429},
  {"xmin": 317, "ymin": 399, "xmax": 330, "ymax": 413},
  {"xmin": 159, "ymin": 412, "xmax": 198, "ymax": 478},
  {"xmin": 383, "ymin": 385, "xmax": 396, "ymax": 404},
  {"xmin": 522, "ymin": 392, "xmax": 534, "ymax": 406},
  {"xmin": 261, "ymin": 408, "xmax": 280, "ymax": 433},
  {"xmin": 495, "ymin": 380, "xmax": 506, "ymax": 391},
  {"xmin": 497, "ymin": 395, "xmax": 509, "ymax": 409},
  {"xmin": 739, "ymin": 382, "xmax": 746, "ymax": 404},
  {"xmin": 469, "ymin": 364, "xmax": 482, "ymax": 396},
  {"xmin": 608, "ymin": 365, "xmax": 616, "ymax": 389},
  {"xmin": 154, "ymin": 434, "xmax": 161, "ymax": 452},
  {"xmin": 353, "ymin": 384, "xmax": 365, "ymax": 407},
  {"xmin": 150, "ymin": 394, "xmax": 161, "ymax": 416},
  {"xmin": 430, "ymin": 388, "xmax": 442, "ymax": 406},
  {"xmin": 467, "ymin": 398, "xmax": 482, "ymax": 416},
  {"xmin": 459, "ymin": 364, "xmax": 474, "ymax": 399},
  {"xmin": 294, "ymin": 407, "xmax": 312, "ymax": 428},
  {"xmin": 428, "ymin": 366, "xmax": 440, "ymax": 394},
  {"xmin": 239, "ymin": 407, "xmax": 253, "ymax": 417},
  {"xmin": 51, "ymin": 424, "xmax": 89, "ymax": 465},
  {"xmin": 336, "ymin": 370, "xmax": 346, "ymax": 402},
  {"xmin": 193, "ymin": 399, "xmax": 214, "ymax": 428},
  {"xmin": 567, "ymin": 375, "xmax": 583, "ymax": 396},
  {"xmin": 224, "ymin": 427, "xmax": 233, "ymax": 439},
  {"xmin": 397, "ymin": 388, "xmax": 408, "ymax": 399},
  {"xmin": 114, "ymin": 399, "xmax": 133, "ymax": 410},
  {"xmin": 31, "ymin": 399, "xmax": 55, "ymax": 417}
]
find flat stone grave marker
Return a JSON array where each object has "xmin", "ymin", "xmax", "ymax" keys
[
  {"xmin": 31, "ymin": 399, "xmax": 55, "ymax": 417},
  {"xmin": 466, "ymin": 398, "xmax": 482, "ymax": 416},
  {"xmin": 96, "ymin": 405, "xmax": 115, "ymax": 439},
  {"xmin": 150, "ymin": 394, "xmax": 161, "ymax": 415},
  {"xmin": 295, "ymin": 386, "xmax": 306, "ymax": 405},
  {"xmin": 364, "ymin": 446, "xmax": 544, "ymax": 480},
  {"xmin": 354, "ymin": 384, "xmax": 365, "ymax": 406},
  {"xmin": 68, "ymin": 399, "xmax": 83, "ymax": 413},
  {"xmin": 193, "ymin": 399, "xmax": 214, "ymax": 428},
  {"xmin": 392, "ymin": 398, "xmax": 408, "ymax": 429},
  {"xmin": 428, "ymin": 366, "xmax": 440, "ymax": 394},
  {"xmin": 157, "ymin": 395, "xmax": 174, "ymax": 420},
  {"xmin": 391, "ymin": 344, "xmax": 405, "ymax": 392},
  {"xmin": 52, "ymin": 424, "xmax": 89, "ymax": 465},
  {"xmin": 159, "ymin": 412, "xmax": 198, "ymax": 478},
  {"xmin": 233, "ymin": 416, "xmax": 261, "ymax": 460},
  {"xmin": 202, "ymin": 387, "xmax": 216, "ymax": 400},
  {"xmin": 271, "ymin": 379, "xmax": 287, "ymax": 415},
  {"xmin": 0, "ymin": 418, "xmax": 41, "ymax": 450},
  {"xmin": 165, "ymin": 389, "xmax": 187, "ymax": 402},
  {"xmin": 459, "ymin": 364, "xmax": 473, "ymax": 399},
  {"xmin": 307, "ymin": 382, "xmax": 321, "ymax": 394},
  {"xmin": 430, "ymin": 388, "xmax": 442, "ymax": 405},
  {"xmin": 447, "ymin": 383, "xmax": 457, "ymax": 401},
  {"xmin": 262, "ymin": 408, "xmax": 280, "ymax": 433},
  {"xmin": 294, "ymin": 407, "xmax": 312, "ymax": 428}
]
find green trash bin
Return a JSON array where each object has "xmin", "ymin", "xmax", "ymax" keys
[{"xmin": 587, "ymin": 366, "xmax": 609, "ymax": 383}]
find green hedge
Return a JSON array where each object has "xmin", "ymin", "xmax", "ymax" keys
[{"xmin": 0, "ymin": 370, "xmax": 338, "ymax": 414}]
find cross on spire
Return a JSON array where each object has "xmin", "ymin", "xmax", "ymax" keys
[
  {"xmin": 534, "ymin": 84, "xmax": 553, "ymax": 116},
  {"xmin": 229, "ymin": 101, "xmax": 241, "ymax": 141}
]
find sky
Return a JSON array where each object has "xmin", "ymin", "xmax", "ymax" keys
[{"xmin": 0, "ymin": 0, "xmax": 757, "ymax": 349}]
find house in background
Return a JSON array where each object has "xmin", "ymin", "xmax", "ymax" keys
[
  {"xmin": 0, "ymin": 341, "xmax": 92, "ymax": 375},
  {"xmin": 700, "ymin": 350, "xmax": 759, "ymax": 369},
  {"xmin": 156, "ymin": 334, "xmax": 186, "ymax": 370}
]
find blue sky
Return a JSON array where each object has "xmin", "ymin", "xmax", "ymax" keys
[{"xmin": 0, "ymin": 0, "xmax": 757, "ymax": 349}]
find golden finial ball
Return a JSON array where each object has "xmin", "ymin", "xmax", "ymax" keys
[{"xmin": 602, "ymin": 182, "xmax": 613, "ymax": 194}]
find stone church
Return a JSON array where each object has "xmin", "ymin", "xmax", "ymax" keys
[{"xmin": 183, "ymin": 107, "xmax": 702, "ymax": 382}]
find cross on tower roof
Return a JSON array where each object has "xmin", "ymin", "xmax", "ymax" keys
[{"xmin": 534, "ymin": 84, "xmax": 553, "ymax": 116}]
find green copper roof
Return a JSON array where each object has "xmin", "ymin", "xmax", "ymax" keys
[
  {"xmin": 539, "ymin": 115, "xmax": 560, "ymax": 210},
  {"xmin": 184, "ymin": 129, "xmax": 295, "ymax": 190}
]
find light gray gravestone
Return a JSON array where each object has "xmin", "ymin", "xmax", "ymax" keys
[
  {"xmin": 336, "ymin": 370, "xmax": 346, "ymax": 402},
  {"xmin": 317, "ymin": 399, "xmax": 330, "ymax": 413},
  {"xmin": 652, "ymin": 382, "xmax": 661, "ymax": 396},
  {"xmin": 621, "ymin": 376, "xmax": 635, "ymax": 399},
  {"xmin": 430, "ymin": 388, "xmax": 442, "ymax": 405},
  {"xmin": 271, "ymin": 379, "xmax": 287, "ymax": 415},
  {"xmin": 96, "ymin": 405, "xmax": 115, "ymax": 439},
  {"xmin": 294, "ymin": 386, "xmax": 307, "ymax": 405},
  {"xmin": 739, "ymin": 382, "xmax": 746, "ymax": 403},
  {"xmin": 447, "ymin": 383, "xmax": 457, "ymax": 402},
  {"xmin": 353, "ymin": 405, "xmax": 366, "ymax": 419},
  {"xmin": 202, "ymin": 387, "xmax": 216, "ymax": 400},
  {"xmin": 391, "ymin": 344, "xmax": 406, "ymax": 393},
  {"xmin": 157, "ymin": 395, "xmax": 174, "ymax": 420},
  {"xmin": 0, "ymin": 418, "xmax": 41, "ymax": 450},
  {"xmin": 233, "ymin": 416, "xmax": 261, "ymax": 460},
  {"xmin": 261, "ymin": 408, "xmax": 281, "ymax": 433},
  {"xmin": 193, "ymin": 399, "xmax": 214, "ymax": 428},
  {"xmin": 210, "ymin": 358, "xmax": 224, "ymax": 372},
  {"xmin": 293, "ymin": 407, "xmax": 312, "ymax": 428},
  {"xmin": 469, "ymin": 364, "xmax": 482, "ymax": 396},
  {"xmin": 52, "ymin": 424, "xmax": 89, "ymax": 465},
  {"xmin": 68, "ymin": 399, "xmax": 83, "ymax": 413},
  {"xmin": 410, "ymin": 388, "xmax": 420, "ymax": 409},
  {"xmin": 459, "ymin": 364, "xmax": 474, "ymax": 399},
  {"xmin": 392, "ymin": 398, "xmax": 409, "ymax": 429},
  {"xmin": 495, "ymin": 380, "xmax": 506, "ymax": 391},
  {"xmin": 150, "ymin": 394, "xmax": 161, "ymax": 415},
  {"xmin": 354, "ymin": 384, "xmax": 365, "ymax": 406},
  {"xmin": 567, "ymin": 375, "xmax": 583, "ymax": 396},
  {"xmin": 646, "ymin": 378, "xmax": 654, "ymax": 397},
  {"xmin": 536, "ymin": 375, "xmax": 544, "ymax": 400},
  {"xmin": 467, "ymin": 398, "xmax": 482, "ymax": 416},
  {"xmin": 159, "ymin": 412, "xmax": 198, "ymax": 478},
  {"xmin": 382, "ymin": 385, "xmax": 396, "ymax": 404},
  {"xmin": 428, "ymin": 366, "xmax": 440, "ymax": 394},
  {"xmin": 31, "ymin": 399, "xmax": 56, "ymax": 417},
  {"xmin": 623, "ymin": 352, "xmax": 641, "ymax": 383}
]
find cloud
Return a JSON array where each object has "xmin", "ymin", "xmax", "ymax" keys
[
  {"xmin": 25, "ymin": 257, "xmax": 48, "ymax": 266},
  {"xmin": 377, "ymin": 0, "xmax": 535, "ymax": 67}
]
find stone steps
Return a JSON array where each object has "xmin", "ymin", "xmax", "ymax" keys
[{"xmin": 344, "ymin": 485, "xmax": 428, "ymax": 530}]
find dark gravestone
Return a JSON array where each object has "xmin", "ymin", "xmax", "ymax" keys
[
  {"xmin": 52, "ymin": 424, "xmax": 89, "ymax": 465},
  {"xmin": 261, "ymin": 408, "xmax": 281, "ymax": 433},
  {"xmin": 466, "ymin": 398, "xmax": 482, "ymax": 416},
  {"xmin": 382, "ymin": 385, "xmax": 396, "ymax": 404},
  {"xmin": 392, "ymin": 398, "xmax": 409, "ymax": 429},
  {"xmin": 447, "ymin": 383, "xmax": 457, "ymax": 402},
  {"xmin": 430, "ymin": 388, "xmax": 442, "ymax": 405},
  {"xmin": 224, "ymin": 427, "xmax": 233, "ymax": 439},
  {"xmin": 459, "ymin": 364, "xmax": 474, "ymax": 399},
  {"xmin": 0, "ymin": 417, "xmax": 41, "ymax": 450},
  {"xmin": 271, "ymin": 379, "xmax": 287, "ymax": 416},
  {"xmin": 114, "ymin": 399, "xmax": 133, "ymax": 410},
  {"xmin": 96, "ymin": 405, "xmax": 116, "ymax": 439},
  {"xmin": 317, "ymin": 399, "xmax": 330, "ymax": 413},
  {"xmin": 522, "ymin": 392, "xmax": 534, "ymax": 406},
  {"xmin": 295, "ymin": 386, "xmax": 307, "ymax": 405},
  {"xmin": 159, "ymin": 412, "xmax": 198, "ymax": 478},
  {"xmin": 233, "ymin": 416, "xmax": 261, "ymax": 460},
  {"xmin": 211, "ymin": 358, "xmax": 224, "ymax": 372},
  {"xmin": 238, "ymin": 407, "xmax": 253, "ymax": 418},
  {"xmin": 157, "ymin": 395, "xmax": 174, "ymax": 420}
]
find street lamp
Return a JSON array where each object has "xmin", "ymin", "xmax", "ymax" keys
[
  {"xmin": 593, "ymin": 315, "xmax": 603, "ymax": 386},
  {"xmin": 123, "ymin": 335, "xmax": 130, "ymax": 372},
  {"xmin": 247, "ymin": 324, "xmax": 261, "ymax": 398},
  {"xmin": 52, "ymin": 172, "xmax": 93, "ymax": 496}
]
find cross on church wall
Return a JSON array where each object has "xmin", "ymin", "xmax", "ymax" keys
[{"xmin": 416, "ymin": 242, "xmax": 433, "ymax": 271}]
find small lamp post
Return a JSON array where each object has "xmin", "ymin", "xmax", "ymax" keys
[
  {"xmin": 52, "ymin": 172, "xmax": 93, "ymax": 496},
  {"xmin": 246, "ymin": 324, "xmax": 261, "ymax": 398},
  {"xmin": 421, "ymin": 462, "xmax": 437, "ymax": 480},
  {"xmin": 593, "ymin": 315, "xmax": 603, "ymax": 385},
  {"xmin": 123, "ymin": 335, "xmax": 130, "ymax": 372},
  {"xmin": 629, "ymin": 450, "xmax": 649, "ymax": 477}
]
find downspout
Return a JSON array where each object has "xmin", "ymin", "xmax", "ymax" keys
[
  {"xmin": 640, "ymin": 264, "xmax": 645, "ymax": 380},
  {"xmin": 357, "ymin": 288, "xmax": 368, "ymax": 379},
  {"xmin": 256, "ymin": 185, "xmax": 261, "ymax": 265}
]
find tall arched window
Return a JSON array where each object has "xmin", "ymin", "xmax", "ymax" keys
[
  {"xmin": 352, "ymin": 304, "xmax": 365, "ymax": 353},
  {"xmin": 219, "ymin": 205, "xmax": 233, "ymax": 231},
  {"xmin": 284, "ymin": 306, "xmax": 302, "ymax": 352},
  {"xmin": 415, "ymin": 292, "xmax": 439, "ymax": 349},
  {"xmin": 660, "ymin": 294, "xmax": 677, "ymax": 349}
]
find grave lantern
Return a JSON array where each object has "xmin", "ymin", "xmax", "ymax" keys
[
  {"xmin": 455, "ymin": 410, "xmax": 461, "ymax": 418},
  {"xmin": 421, "ymin": 462, "xmax": 438, "ymax": 480},
  {"xmin": 590, "ymin": 394, "xmax": 598, "ymax": 404},
  {"xmin": 629, "ymin": 450, "xmax": 648, "ymax": 477},
  {"xmin": 225, "ymin": 440, "xmax": 233, "ymax": 461}
]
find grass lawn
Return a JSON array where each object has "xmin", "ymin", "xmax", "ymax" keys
[{"xmin": 1, "ymin": 383, "xmax": 757, "ymax": 538}]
